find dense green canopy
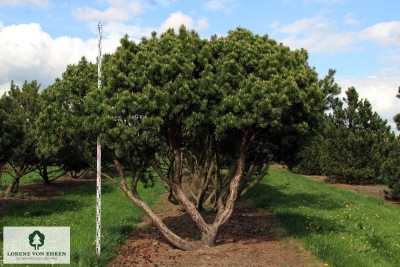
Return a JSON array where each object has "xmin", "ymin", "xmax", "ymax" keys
[
  {"xmin": 321, "ymin": 87, "xmax": 395, "ymax": 184},
  {"xmin": 36, "ymin": 57, "xmax": 97, "ymax": 173},
  {"xmin": 37, "ymin": 26, "xmax": 325, "ymax": 250},
  {"xmin": 0, "ymin": 95, "xmax": 23, "ymax": 165},
  {"xmin": 1, "ymin": 80, "xmax": 43, "ymax": 196}
]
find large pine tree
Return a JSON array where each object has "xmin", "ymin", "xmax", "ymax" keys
[
  {"xmin": 289, "ymin": 69, "xmax": 341, "ymax": 175},
  {"xmin": 380, "ymin": 86, "xmax": 400, "ymax": 198},
  {"xmin": 2, "ymin": 80, "xmax": 43, "ymax": 196},
  {"xmin": 321, "ymin": 87, "xmax": 395, "ymax": 184},
  {"xmin": 37, "ymin": 26, "xmax": 325, "ymax": 250}
]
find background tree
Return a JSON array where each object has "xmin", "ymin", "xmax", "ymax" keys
[
  {"xmin": 36, "ymin": 57, "xmax": 100, "ymax": 177},
  {"xmin": 319, "ymin": 69, "xmax": 342, "ymax": 110},
  {"xmin": 2, "ymin": 80, "xmax": 43, "ymax": 197},
  {"xmin": 380, "ymin": 87, "xmax": 400, "ymax": 198},
  {"xmin": 289, "ymin": 69, "xmax": 342, "ymax": 175},
  {"xmin": 0, "ymin": 95, "xmax": 24, "ymax": 192},
  {"xmin": 381, "ymin": 138, "xmax": 400, "ymax": 198},
  {"xmin": 321, "ymin": 87, "xmax": 395, "ymax": 184},
  {"xmin": 0, "ymin": 98, "xmax": 23, "ymax": 165}
]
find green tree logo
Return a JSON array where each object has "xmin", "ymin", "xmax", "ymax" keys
[{"xmin": 29, "ymin": 230, "xmax": 45, "ymax": 250}]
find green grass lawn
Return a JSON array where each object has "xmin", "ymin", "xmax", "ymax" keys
[
  {"xmin": 245, "ymin": 167, "xmax": 400, "ymax": 267},
  {"xmin": 0, "ymin": 174, "xmax": 166, "ymax": 267}
]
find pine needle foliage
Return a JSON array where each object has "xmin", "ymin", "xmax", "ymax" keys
[{"xmin": 322, "ymin": 87, "xmax": 395, "ymax": 184}]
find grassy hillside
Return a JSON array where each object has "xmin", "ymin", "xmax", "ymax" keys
[{"xmin": 246, "ymin": 167, "xmax": 400, "ymax": 267}]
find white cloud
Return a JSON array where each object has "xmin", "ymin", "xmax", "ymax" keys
[
  {"xmin": 273, "ymin": 16, "xmax": 400, "ymax": 134},
  {"xmin": 343, "ymin": 12, "xmax": 360, "ymax": 26},
  {"xmin": 269, "ymin": 21, "xmax": 281, "ymax": 29},
  {"xmin": 196, "ymin": 17, "xmax": 210, "ymax": 31},
  {"xmin": 279, "ymin": 16, "xmax": 324, "ymax": 35},
  {"xmin": 381, "ymin": 54, "xmax": 400, "ymax": 65},
  {"xmin": 0, "ymin": 0, "xmax": 51, "ymax": 8},
  {"xmin": 276, "ymin": 16, "xmax": 358, "ymax": 53},
  {"xmin": 72, "ymin": 0, "xmax": 142, "ymax": 22},
  {"xmin": 273, "ymin": 15, "xmax": 400, "ymax": 54},
  {"xmin": 0, "ymin": 11, "xmax": 209, "ymax": 97},
  {"xmin": 73, "ymin": 6, "xmax": 131, "ymax": 22},
  {"xmin": 103, "ymin": 21, "xmax": 155, "ymax": 39},
  {"xmin": 0, "ymin": 23, "xmax": 100, "ymax": 95},
  {"xmin": 204, "ymin": 0, "xmax": 239, "ymax": 14},
  {"xmin": 358, "ymin": 21, "xmax": 400, "ymax": 46},
  {"xmin": 376, "ymin": 67, "xmax": 398, "ymax": 78},
  {"xmin": 304, "ymin": 0, "xmax": 347, "ymax": 4},
  {"xmin": 151, "ymin": 0, "xmax": 177, "ymax": 6},
  {"xmin": 0, "ymin": 83, "xmax": 9, "ymax": 96},
  {"xmin": 159, "ymin": 11, "xmax": 209, "ymax": 33}
]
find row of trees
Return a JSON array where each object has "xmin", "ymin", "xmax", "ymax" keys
[
  {"xmin": 0, "ymin": 80, "xmax": 91, "ymax": 197},
  {"xmin": 1, "ymin": 26, "xmax": 398, "ymax": 249},
  {"xmin": 291, "ymin": 76, "xmax": 400, "ymax": 197}
]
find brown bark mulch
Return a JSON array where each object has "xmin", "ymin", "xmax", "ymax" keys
[{"xmin": 108, "ymin": 193, "xmax": 323, "ymax": 267}]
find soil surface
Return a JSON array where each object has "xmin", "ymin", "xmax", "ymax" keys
[{"xmin": 108, "ymin": 193, "xmax": 323, "ymax": 267}]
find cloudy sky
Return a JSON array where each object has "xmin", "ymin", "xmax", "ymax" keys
[{"xmin": 0, "ymin": 0, "xmax": 399, "ymax": 133}]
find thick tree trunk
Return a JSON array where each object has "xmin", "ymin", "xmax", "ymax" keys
[
  {"xmin": 5, "ymin": 175, "xmax": 21, "ymax": 197},
  {"xmin": 122, "ymin": 186, "xmax": 204, "ymax": 250},
  {"xmin": 131, "ymin": 130, "xmax": 251, "ymax": 250},
  {"xmin": 5, "ymin": 159, "xmax": 30, "ymax": 197},
  {"xmin": 214, "ymin": 130, "xmax": 249, "ymax": 227},
  {"xmin": 200, "ymin": 225, "xmax": 219, "ymax": 247},
  {"xmin": 41, "ymin": 165, "xmax": 50, "ymax": 184}
]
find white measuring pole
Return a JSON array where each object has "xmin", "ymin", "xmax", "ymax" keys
[{"xmin": 96, "ymin": 22, "xmax": 102, "ymax": 256}]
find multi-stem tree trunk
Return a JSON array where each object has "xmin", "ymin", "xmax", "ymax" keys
[
  {"xmin": 133, "ymin": 130, "xmax": 250, "ymax": 250},
  {"xmin": 100, "ymin": 130, "xmax": 253, "ymax": 251},
  {"xmin": 5, "ymin": 159, "xmax": 31, "ymax": 197}
]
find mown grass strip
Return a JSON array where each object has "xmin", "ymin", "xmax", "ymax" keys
[
  {"xmin": 0, "ymin": 174, "xmax": 166, "ymax": 267},
  {"xmin": 246, "ymin": 167, "xmax": 400, "ymax": 267}
]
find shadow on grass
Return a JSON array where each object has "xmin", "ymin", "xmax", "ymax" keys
[
  {"xmin": 244, "ymin": 182, "xmax": 346, "ymax": 239},
  {"xmin": 105, "ymin": 214, "xmax": 145, "ymax": 237},
  {"xmin": 61, "ymin": 179, "xmax": 115, "ymax": 197},
  {"xmin": 1, "ymin": 197, "xmax": 83, "ymax": 218},
  {"xmin": 246, "ymin": 182, "xmax": 343, "ymax": 211},
  {"xmin": 0, "ymin": 179, "xmax": 115, "ymax": 223}
]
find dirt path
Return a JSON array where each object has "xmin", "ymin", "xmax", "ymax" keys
[{"xmin": 108, "ymin": 193, "xmax": 323, "ymax": 267}]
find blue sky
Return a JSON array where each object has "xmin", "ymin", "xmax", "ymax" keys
[{"xmin": 0, "ymin": 0, "xmax": 399, "ymax": 133}]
